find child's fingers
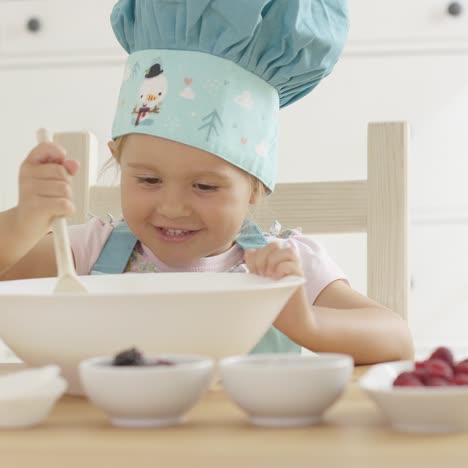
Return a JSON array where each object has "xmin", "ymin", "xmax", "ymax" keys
[
  {"xmin": 253, "ymin": 242, "xmax": 290, "ymax": 276},
  {"xmin": 17, "ymin": 142, "xmax": 77, "ymax": 225},
  {"xmin": 244, "ymin": 243, "xmax": 303, "ymax": 279},
  {"xmin": 272, "ymin": 260, "xmax": 303, "ymax": 280},
  {"xmin": 244, "ymin": 248, "xmax": 267, "ymax": 275},
  {"xmin": 245, "ymin": 243, "xmax": 285, "ymax": 276},
  {"xmin": 264, "ymin": 245, "xmax": 298, "ymax": 276},
  {"xmin": 35, "ymin": 195, "xmax": 75, "ymax": 218},
  {"xmin": 25, "ymin": 142, "xmax": 67, "ymax": 165},
  {"xmin": 247, "ymin": 244, "xmax": 271, "ymax": 275},
  {"xmin": 29, "ymin": 180, "xmax": 72, "ymax": 199},
  {"xmin": 63, "ymin": 159, "xmax": 80, "ymax": 176},
  {"xmin": 243, "ymin": 249, "xmax": 257, "ymax": 273},
  {"xmin": 27, "ymin": 163, "xmax": 72, "ymax": 182}
]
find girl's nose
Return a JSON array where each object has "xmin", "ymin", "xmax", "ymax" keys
[{"xmin": 156, "ymin": 188, "xmax": 191, "ymax": 219}]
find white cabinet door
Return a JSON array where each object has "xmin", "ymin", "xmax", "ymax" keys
[
  {"xmin": 0, "ymin": 61, "xmax": 125, "ymax": 210},
  {"xmin": 347, "ymin": 0, "xmax": 468, "ymax": 48},
  {"xmin": 279, "ymin": 53, "xmax": 468, "ymax": 213},
  {"xmin": 0, "ymin": 0, "xmax": 119, "ymax": 56}
]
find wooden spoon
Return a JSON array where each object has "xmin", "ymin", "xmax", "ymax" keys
[{"xmin": 36, "ymin": 128, "xmax": 87, "ymax": 293}]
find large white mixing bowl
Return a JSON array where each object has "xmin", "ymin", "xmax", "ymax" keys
[{"xmin": 0, "ymin": 273, "xmax": 304, "ymax": 395}]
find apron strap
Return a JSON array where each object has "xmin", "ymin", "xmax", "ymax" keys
[
  {"xmin": 235, "ymin": 220, "xmax": 301, "ymax": 355},
  {"xmin": 91, "ymin": 222, "xmax": 138, "ymax": 275},
  {"xmin": 235, "ymin": 219, "xmax": 269, "ymax": 251}
]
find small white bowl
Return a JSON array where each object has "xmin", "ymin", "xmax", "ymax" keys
[
  {"xmin": 79, "ymin": 354, "xmax": 214, "ymax": 428},
  {"xmin": 219, "ymin": 353, "xmax": 353, "ymax": 427},
  {"xmin": 0, "ymin": 377, "xmax": 67, "ymax": 429},
  {"xmin": 360, "ymin": 361, "xmax": 468, "ymax": 433}
]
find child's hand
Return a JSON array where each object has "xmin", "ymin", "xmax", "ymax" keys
[
  {"xmin": 244, "ymin": 242, "xmax": 304, "ymax": 280},
  {"xmin": 17, "ymin": 142, "xmax": 80, "ymax": 236}
]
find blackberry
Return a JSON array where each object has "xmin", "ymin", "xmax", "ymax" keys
[{"xmin": 112, "ymin": 347, "xmax": 144, "ymax": 366}]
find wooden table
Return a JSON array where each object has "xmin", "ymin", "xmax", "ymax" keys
[{"xmin": 1, "ymin": 364, "xmax": 467, "ymax": 468}]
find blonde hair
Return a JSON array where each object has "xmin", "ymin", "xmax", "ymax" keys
[
  {"xmin": 99, "ymin": 136, "xmax": 125, "ymax": 182},
  {"xmin": 103, "ymin": 135, "xmax": 268, "ymax": 204},
  {"xmin": 112, "ymin": 135, "xmax": 126, "ymax": 163}
]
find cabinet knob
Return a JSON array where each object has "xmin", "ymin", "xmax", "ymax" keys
[
  {"xmin": 26, "ymin": 17, "xmax": 42, "ymax": 33},
  {"xmin": 447, "ymin": 2, "xmax": 463, "ymax": 16}
]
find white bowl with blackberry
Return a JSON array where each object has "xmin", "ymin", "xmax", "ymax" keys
[{"xmin": 79, "ymin": 348, "xmax": 214, "ymax": 428}]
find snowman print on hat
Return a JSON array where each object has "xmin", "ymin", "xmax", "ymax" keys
[{"xmin": 132, "ymin": 63, "xmax": 168, "ymax": 126}]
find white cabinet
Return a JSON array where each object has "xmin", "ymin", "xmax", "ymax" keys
[
  {"xmin": 347, "ymin": 0, "xmax": 468, "ymax": 49},
  {"xmin": 0, "ymin": 0, "xmax": 125, "ymax": 210},
  {"xmin": 0, "ymin": 0, "xmax": 120, "ymax": 55}
]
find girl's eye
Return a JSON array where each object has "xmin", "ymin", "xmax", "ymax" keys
[
  {"xmin": 137, "ymin": 177, "xmax": 160, "ymax": 185},
  {"xmin": 194, "ymin": 183, "xmax": 218, "ymax": 191}
]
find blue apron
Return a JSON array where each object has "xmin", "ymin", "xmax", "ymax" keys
[{"xmin": 91, "ymin": 220, "xmax": 300, "ymax": 354}]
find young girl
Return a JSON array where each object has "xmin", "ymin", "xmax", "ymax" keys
[{"xmin": 0, "ymin": 0, "xmax": 413, "ymax": 363}]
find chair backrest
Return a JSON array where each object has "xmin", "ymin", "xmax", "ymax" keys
[{"xmin": 56, "ymin": 122, "xmax": 409, "ymax": 319}]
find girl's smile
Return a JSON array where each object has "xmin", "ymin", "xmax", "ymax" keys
[{"xmin": 154, "ymin": 226, "xmax": 200, "ymax": 243}]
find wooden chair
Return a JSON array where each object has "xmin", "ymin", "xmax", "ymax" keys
[{"xmin": 54, "ymin": 122, "xmax": 409, "ymax": 319}]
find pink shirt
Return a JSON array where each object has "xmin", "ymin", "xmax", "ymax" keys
[{"xmin": 68, "ymin": 217, "xmax": 348, "ymax": 305}]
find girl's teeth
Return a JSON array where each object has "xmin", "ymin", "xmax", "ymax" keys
[{"xmin": 163, "ymin": 228, "xmax": 190, "ymax": 236}]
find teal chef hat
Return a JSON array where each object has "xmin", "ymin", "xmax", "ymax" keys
[{"xmin": 111, "ymin": 0, "xmax": 349, "ymax": 192}]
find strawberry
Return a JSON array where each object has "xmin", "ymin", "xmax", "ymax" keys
[
  {"xmin": 454, "ymin": 361, "xmax": 468, "ymax": 375},
  {"xmin": 453, "ymin": 373, "xmax": 468, "ymax": 386},
  {"xmin": 412, "ymin": 364, "xmax": 428, "ymax": 381},
  {"xmin": 425, "ymin": 376, "xmax": 452, "ymax": 387},
  {"xmin": 393, "ymin": 372, "xmax": 423, "ymax": 387},
  {"xmin": 429, "ymin": 346, "xmax": 454, "ymax": 367},
  {"xmin": 424, "ymin": 358, "xmax": 454, "ymax": 381}
]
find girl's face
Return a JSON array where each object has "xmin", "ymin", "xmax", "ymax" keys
[{"xmin": 112, "ymin": 134, "xmax": 257, "ymax": 267}]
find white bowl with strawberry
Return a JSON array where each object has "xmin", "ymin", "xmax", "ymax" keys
[{"xmin": 359, "ymin": 346, "xmax": 468, "ymax": 433}]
